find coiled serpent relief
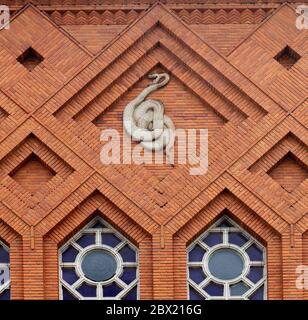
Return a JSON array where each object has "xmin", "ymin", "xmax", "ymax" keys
[{"xmin": 123, "ymin": 73, "xmax": 175, "ymax": 162}]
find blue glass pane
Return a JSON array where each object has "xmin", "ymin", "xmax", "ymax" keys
[
  {"xmin": 189, "ymin": 267, "xmax": 206, "ymax": 284},
  {"xmin": 62, "ymin": 287, "xmax": 77, "ymax": 300},
  {"xmin": 62, "ymin": 246, "xmax": 79, "ymax": 263},
  {"xmin": 217, "ymin": 219, "xmax": 233, "ymax": 228},
  {"xmin": 76, "ymin": 234, "xmax": 95, "ymax": 248},
  {"xmin": 77, "ymin": 282, "xmax": 97, "ymax": 297},
  {"xmin": 122, "ymin": 286, "xmax": 137, "ymax": 300},
  {"xmin": 0, "ymin": 246, "xmax": 9, "ymax": 264},
  {"xmin": 119, "ymin": 245, "xmax": 136, "ymax": 262},
  {"xmin": 189, "ymin": 286, "xmax": 204, "ymax": 300},
  {"xmin": 229, "ymin": 232, "xmax": 248, "ymax": 247},
  {"xmin": 246, "ymin": 244, "xmax": 263, "ymax": 261},
  {"xmin": 247, "ymin": 266, "xmax": 264, "ymax": 283},
  {"xmin": 202, "ymin": 233, "xmax": 222, "ymax": 247},
  {"xmin": 249, "ymin": 285, "xmax": 264, "ymax": 300},
  {"xmin": 0, "ymin": 289, "xmax": 10, "ymax": 300},
  {"xmin": 208, "ymin": 248, "xmax": 244, "ymax": 280},
  {"xmin": 62, "ymin": 268, "xmax": 79, "ymax": 285},
  {"xmin": 120, "ymin": 267, "xmax": 137, "ymax": 285},
  {"xmin": 81, "ymin": 249, "xmax": 117, "ymax": 282},
  {"xmin": 203, "ymin": 281, "xmax": 224, "ymax": 296},
  {"xmin": 104, "ymin": 282, "xmax": 123, "ymax": 297},
  {"xmin": 188, "ymin": 245, "xmax": 205, "ymax": 262},
  {"xmin": 102, "ymin": 234, "xmax": 122, "ymax": 248},
  {"xmin": 91, "ymin": 221, "xmax": 106, "ymax": 229},
  {"xmin": 230, "ymin": 282, "xmax": 250, "ymax": 296}
]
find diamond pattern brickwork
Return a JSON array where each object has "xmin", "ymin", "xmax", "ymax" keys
[
  {"xmin": 0, "ymin": 5, "xmax": 91, "ymax": 112},
  {"xmin": 274, "ymin": 46, "xmax": 301, "ymax": 70},
  {"xmin": 229, "ymin": 5, "xmax": 308, "ymax": 111},
  {"xmin": 0, "ymin": 1, "xmax": 306, "ymax": 301},
  {"xmin": 267, "ymin": 152, "xmax": 307, "ymax": 192},
  {"xmin": 16, "ymin": 47, "xmax": 44, "ymax": 72},
  {"xmin": 9, "ymin": 153, "xmax": 56, "ymax": 193}
]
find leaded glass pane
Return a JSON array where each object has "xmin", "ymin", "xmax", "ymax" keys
[
  {"xmin": 188, "ymin": 245, "xmax": 205, "ymax": 262},
  {"xmin": 189, "ymin": 267, "xmax": 206, "ymax": 284},
  {"xmin": 202, "ymin": 232, "xmax": 223, "ymax": 247},
  {"xmin": 203, "ymin": 281, "xmax": 224, "ymax": 296}
]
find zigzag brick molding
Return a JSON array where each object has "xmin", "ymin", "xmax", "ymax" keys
[{"xmin": 0, "ymin": 0, "xmax": 306, "ymax": 300}]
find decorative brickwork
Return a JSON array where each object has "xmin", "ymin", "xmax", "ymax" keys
[{"xmin": 0, "ymin": 1, "xmax": 306, "ymax": 300}]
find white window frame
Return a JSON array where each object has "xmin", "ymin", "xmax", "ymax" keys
[
  {"xmin": 59, "ymin": 216, "xmax": 139, "ymax": 300},
  {"xmin": 187, "ymin": 215, "xmax": 267, "ymax": 300},
  {"xmin": 0, "ymin": 239, "xmax": 10, "ymax": 297}
]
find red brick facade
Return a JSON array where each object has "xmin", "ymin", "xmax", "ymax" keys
[{"xmin": 0, "ymin": 0, "xmax": 307, "ymax": 300}]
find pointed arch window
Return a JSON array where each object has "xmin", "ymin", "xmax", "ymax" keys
[
  {"xmin": 0, "ymin": 240, "xmax": 10, "ymax": 300},
  {"xmin": 187, "ymin": 216, "xmax": 266, "ymax": 300},
  {"xmin": 59, "ymin": 217, "xmax": 139, "ymax": 300}
]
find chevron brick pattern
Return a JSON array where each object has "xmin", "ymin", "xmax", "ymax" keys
[{"xmin": 0, "ymin": 1, "xmax": 306, "ymax": 300}]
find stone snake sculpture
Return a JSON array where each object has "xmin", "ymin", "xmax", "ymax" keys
[{"xmin": 123, "ymin": 73, "xmax": 175, "ymax": 163}]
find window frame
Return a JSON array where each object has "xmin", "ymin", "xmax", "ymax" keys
[
  {"xmin": 0, "ymin": 239, "xmax": 10, "ymax": 298},
  {"xmin": 187, "ymin": 215, "xmax": 267, "ymax": 300},
  {"xmin": 58, "ymin": 217, "xmax": 139, "ymax": 300}
]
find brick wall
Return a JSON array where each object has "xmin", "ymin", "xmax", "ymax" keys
[{"xmin": 0, "ymin": 1, "xmax": 306, "ymax": 300}]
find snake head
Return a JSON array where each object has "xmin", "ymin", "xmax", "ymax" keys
[
  {"xmin": 148, "ymin": 73, "xmax": 160, "ymax": 83},
  {"xmin": 148, "ymin": 73, "xmax": 170, "ymax": 86}
]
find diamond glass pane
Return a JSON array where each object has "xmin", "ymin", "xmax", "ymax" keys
[
  {"xmin": 246, "ymin": 244, "xmax": 263, "ymax": 261},
  {"xmin": 249, "ymin": 286, "xmax": 264, "ymax": 300},
  {"xmin": 188, "ymin": 245, "xmax": 205, "ymax": 262},
  {"xmin": 247, "ymin": 266, "xmax": 264, "ymax": 284},
  {"xmin": 230, "ymin": 282, "xmax": 250, "ymax": 296},
  {"xmin": 76, "ymin": 234, "xmax": 96, "ymax": 248},
  {"xmin": 189, "ymin": 267, "xmax": 206, "ymax": 284},
  {"xmin": 104, "ymin": 282, "xmax": 123, "ymax": 297},
  {"xmin": 119, "ymin": 245, "xmax": 137, "ymax": 262},
  {"xmin": 62, "ymin": 245, "xmax": 79, "ymax": 263},
  {"xmin": 120, "ymin": 267, "xmax": 137, "ymax": 285},
  {"xmin": 204, "ymin": 281, "xmax": 224, "ymax": 296},
  {"xmin": 228, "ymin": 232, "xmax": 248, "ymax": 247},
  {"xmin": 202, "ymin": 232, "xmax": 223, "ymax": 247},
  {"xmin": 102, "ymin": 234, "xmax": 122, "ymax": 248},
  {"xmin": 123, "ymin": 286, "xmax": 138, "ymax": 300},
  {"xmin": 0, "ymin": 241, "xmax": 10, "ymax": 300},
  {"xmin": 62, "ymin": 268, "xmax": 79, "ymax": 285},
  {"xmin": 189, "ymin": 286, "xmax": 204, "ymax": 300},
  {"xmin": 76, "ymin": 282, "xmax": 97, "ymax": 297},
  {"xmin": 62, "ymin": 287, "xmax": 77, "ymax": 300},
  {"xmin": 0, "ymin": 246, "xmax": 9, "ymax": 264},
  {"xmin": 0, "ymin": 289, "xmax": 10, "ymax": 300}
]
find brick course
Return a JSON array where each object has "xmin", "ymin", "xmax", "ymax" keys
[{"xmin": 0, "ymin": 1, "xmax": 306, "ymax": 300}]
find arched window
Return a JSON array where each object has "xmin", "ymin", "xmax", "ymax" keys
[
  {"xmin": 187, "ymin": 216, "xmax": 266, "ymax": 300},
  {"xmin": 59, "ymin": 217, "xmax": 139, "ymax": 300},
  {"xmin": 0, "ymin": 240, "xmax": 10, "ymax": 300}
]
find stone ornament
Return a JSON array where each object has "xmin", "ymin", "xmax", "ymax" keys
[{"xmin": 123, "ymin": 73, "xmax": 175, "ymax": 163}]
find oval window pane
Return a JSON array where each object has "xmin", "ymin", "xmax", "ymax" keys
[
  {"xmin": 81, "ymin": 249, "xmax": 117, "ymax": 282},
  {"xmin": 208, "ymin": 248, "xmax": 244, "ymax": 280}
]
